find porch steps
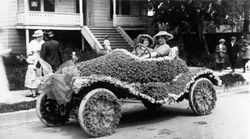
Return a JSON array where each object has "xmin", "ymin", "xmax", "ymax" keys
[{"xmin": 89, "ymin": 28, "xmax": 133, "ymax": 51}]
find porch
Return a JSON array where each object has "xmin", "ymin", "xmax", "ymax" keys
[
  {"xmin": 16, "ymin": 12, "xmax": 81, "ymax": 28},
  {"xmin": 16, "ymin": 0, "xmax": 84, "ymax": 29}
]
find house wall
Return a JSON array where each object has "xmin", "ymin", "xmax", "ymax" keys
[
  {"xmin": 17, "ymin": 0, "xmax": 24, "ymax": 12},
  {"xmin": 91, "ymin": 0, "xmax": 113, "ymax": 27},
  {"xmin": 55, "ymin": 0, "xmax": 76, "ymax": 13},
  {"xmin": 0, "ymin": 0, "xmax": 26, "ymax": 54}
]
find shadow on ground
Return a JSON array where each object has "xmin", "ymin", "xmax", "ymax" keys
[{"xmin": 119, "ymin": 104, "xmax": 194, "ymax": 128}]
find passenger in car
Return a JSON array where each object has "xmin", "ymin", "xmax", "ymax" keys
[{"xmin": 141, "ymin": 31, "xmax": 174, "ymax": 59}]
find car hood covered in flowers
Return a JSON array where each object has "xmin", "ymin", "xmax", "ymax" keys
[{"xmin": 40, "ymin": 49, "xmax": 221, "ymax": 105}]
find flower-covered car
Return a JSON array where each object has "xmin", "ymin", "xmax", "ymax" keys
[{"xmin": 36, "ymin": 48, "xmax": 221, "ymax": 137}]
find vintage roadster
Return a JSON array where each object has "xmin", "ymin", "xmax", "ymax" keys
[{"xmin": 36, "ymin": 46, "xmax": 221, "ymax": 137}]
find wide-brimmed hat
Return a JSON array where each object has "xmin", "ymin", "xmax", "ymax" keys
[
  {"xmin": 231, "ymin": 36, "xmax": 237, "ymax": 40},
  {"xmin": 219, "ymin": 38, "xmax": 225, "ymax": 43},
  {"xmin": 46, "ymin": 31, "xmax": 54, "ymax": 38},
  {"xmin": 153, "ymin": 31, "xmax": 174, "ymax": 41},
  {"xmin": 32, "ymin": 30, "xmax": 44, "ymax": 37},
  {"xmin": 242, "ymin": 39, "xmax": 250, "ymax": 44},
  {"xmin": 136, "ymin": 34, "xmax": 154, "ymax": 46}
]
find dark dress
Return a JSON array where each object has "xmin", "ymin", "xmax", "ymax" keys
[{"xmin": 40, "ymin": 39, "xmax": 62, "ymax": 71}]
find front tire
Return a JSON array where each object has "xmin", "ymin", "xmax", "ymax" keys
[
  {"xmin": 189, "ymin": 78, "xmax": 217, "ymax": 115},
  {"xmin": 78, "ymin": 88, "xmax": 121, "ymax": 137},
  {"xmin": 36, "ymin": 93, "xmax": 70, "ymax": 126}
]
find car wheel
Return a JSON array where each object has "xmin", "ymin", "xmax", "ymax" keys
[
  {"xmin": 78, "ymin": 88, "xmax": 121, "ymax": 137},
  {"xmin": 142, "ymin": 100, "xmax": 162, "ymax": 110},
  {"xmin": 189, "ymin": 78, "xmax": 217, "ymax": 115},
  {"xmin": 36, "ymin": 93, "xmax": 70, "ymax": 126}
]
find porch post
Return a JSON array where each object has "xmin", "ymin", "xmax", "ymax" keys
[
  {"xmin": 24, "ymin": 0, "xmax": 29, "ymax": 24},
  {"xmin": 25, "ymin": 29, "xmax": 29, "ymax": 56},
  {"xmin": 113, "ymin": 0, "xmax": 116, "ymax": 26},
  {"xmin": 79, "ymin": 0, "xmax": 83, "ymax": 26}
]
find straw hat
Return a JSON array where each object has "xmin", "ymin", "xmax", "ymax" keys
[
  {"xmin": 136, "ymin": 34, "xmax": 154, "ymax": 46},
  {"xmin": 243, "ymin": 39, "xmax": 250, "ymax": 44},
  {"xmin": 153, "ymin": 31, "xmax": 174, "ymax": 41},
  {"xmin": 231, "ymin": 36, "xmax": 237, "ymax": 40},
  {"xmin": 219, "ymin": 38, "xmax": 225, "ymax": 43},
  {"xmin": 32, "ymin": 30, "xmax": 44, "ymax": 37}
]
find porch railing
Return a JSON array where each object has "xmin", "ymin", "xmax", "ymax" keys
[
  {"xmin": 17, "ymin": 12, "xmax": 81, "ymax": 26},
  {"xmin": 114, "ymin": 15, "xmax": 149, "ymax": 27}
]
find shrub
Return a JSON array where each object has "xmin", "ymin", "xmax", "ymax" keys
[
  {"xmin": 4, "ymin": 48, "xmax": 99, "ymax": 90},
  {"xmin": 187, "ymin": 54, "xmax": 216, "ymax": 69},
  {"xmin": 3, "ymin": 54, "xmax": 27, "ymax": 90},
  {"xmin": 219, "ymin": 73, "xmax": 246, "ymax": 87}
]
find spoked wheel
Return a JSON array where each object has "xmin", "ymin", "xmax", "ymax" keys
[
  {"xmin": 142, "ymin": 100, "xmax": 162, "ymax": 110},
  {"xmin": 36, "ymin": 93, "xmax": 70, "ymax": 126},
  {"xmin": 78, "ymin": 88, "xmax": 121, "ymax": 137},
  {"xmin": 189, "ymin": 78, "xmax": 217, "ymax": 116}
]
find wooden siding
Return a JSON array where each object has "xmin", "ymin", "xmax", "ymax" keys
[
  {"xmin": 0, "ymin": 1, "xmax": 10, "ymax": 49},
  {"xmin": 91, "ymin": 0, "xmax": 113, "ymax": 27},
  {"xmin": 0, "ymin": 0, "xmax": 25, "ymax": 53},
  {"xmin": 55, "ymin": 0, "xmax": 76, "ymax": 13},
  {"xmin": 17, "ymin": 0, "xmax": 24, "ymax": 12},
  {"xmin": 7, "ymin": 29, "xmax": 26, "ymax": 54}
]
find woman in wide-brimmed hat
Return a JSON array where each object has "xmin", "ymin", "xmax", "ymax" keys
[
  {"xmin": 25, "ymin": 30, "xmax": 45, "ymax": 97},
  {"xmin": 215, "ymin": 38, "xmax": 227, "ymax": 71},
  {"xmin": 140, "ymin": 31, "xmax": 174, "ymax": 58},
  {"xmin": 133, "ymin": 34, "xmax": 154, "ymax": 56},
  {"xmin": 145, "ymin": 31, "xmax": 173, "ymax": 58}
]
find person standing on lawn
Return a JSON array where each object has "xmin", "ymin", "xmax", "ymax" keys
[
  {"xmin": 215, "ymin": 38, "xmax": 227, "ymax": 71},
  {"xmin": 240, "ymin": 39, "xmax": 250, "ymax": 73},
  {"xmin": 40, "ymin": 31, "xmax": 62, "ymax": 72},
  {"xmin": 226, "ymin": 36, "xmax": 239, "ymax": 73},
  {"xmin": 25, "ymin": 30, "xmax": 45, "ymax": 97}
]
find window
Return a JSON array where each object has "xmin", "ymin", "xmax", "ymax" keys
[
  {"xmin": 29, "ymin": 0, "xmax": 41, "ymax": 11},
  {"xmin": 121, "ymin": 0, "xmax": 130, "ymax": 15},
  {"xmin": 44, "ymin": 0, "xmax": 55, "ymax": 12},
  {"xmin": 29, "ymin": 0, "xmax": 55, "ymax": 12}
]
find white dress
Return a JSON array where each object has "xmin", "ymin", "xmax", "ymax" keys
[
  {"xmin": 0, "ymin": 46, "xmax": 11, "ymax": 102},
  {"xmin": 24, "ymin": 39, "xmax": 44, "ymax": 89}
]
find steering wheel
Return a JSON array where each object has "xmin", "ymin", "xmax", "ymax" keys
[{"xmin": 134, "ymin": 43, "xmax": 151, "ymax": 58}]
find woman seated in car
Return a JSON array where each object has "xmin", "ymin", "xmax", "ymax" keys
[{"xmin": 140, "ymin": 31, "xmax": 174, "ymax": 59}]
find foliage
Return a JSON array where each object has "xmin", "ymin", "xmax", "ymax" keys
[
  {"xmin": 61, "ymin": 47, "xmax": 99, "ymax": 63},
  {"xmin": 187, "ymin": 54, "xmax": 216, "ymax": 69},
  {"xmin": 0, "ymin": 100, "xmax": 36, "ymax": 113},
  {"xmin": 148, "ymin": 0, "xmax": 248, "ymax": 56},
  {"xmin": 3, "ymin": 54, "xmax": 27, "ymax": 90},
  {"xmin": 4, "ymin": 48, "xmax": 99, "ymax": 90},
  {"xmin": 77, "ymin": 49, "xmax": 189, "ymax": 83},
  {"xmin": 219, "ymin": 73, "xmax": 246, "ymax": 87}
]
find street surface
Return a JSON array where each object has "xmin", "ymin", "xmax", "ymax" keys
[{"xmin": 0, "ymin": 88, "xmax": 249, "ymax": 139}]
